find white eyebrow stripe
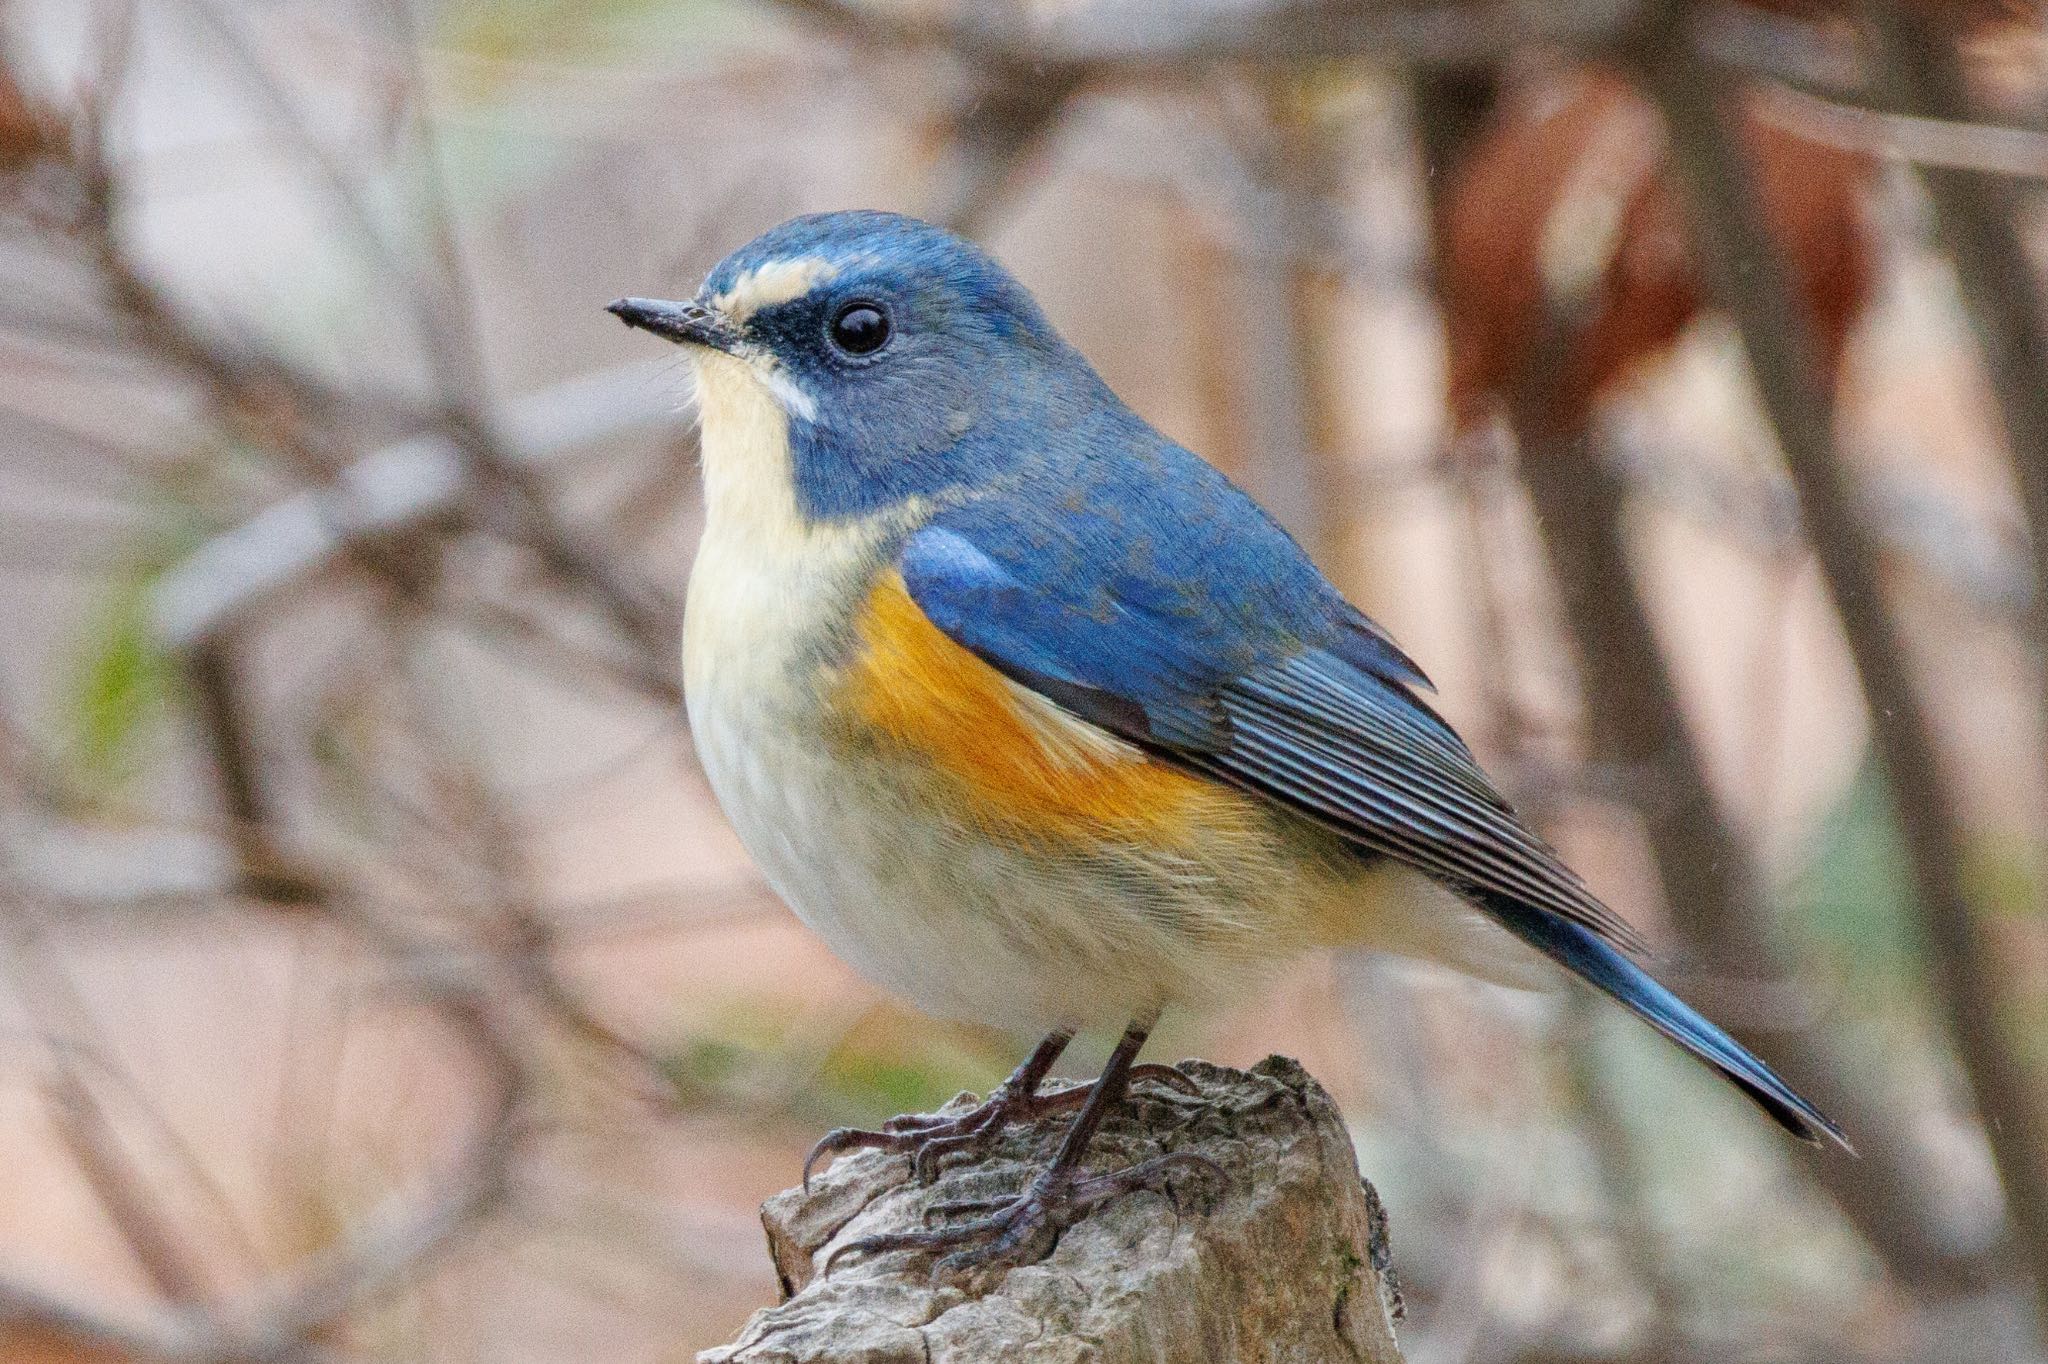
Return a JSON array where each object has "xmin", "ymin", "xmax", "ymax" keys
[
  {"xmin": 713, "ymin": 257, "xmax": 839, "ymax": 322},
  {"xmin": 757, "ymin": 364, "xmax": 819, "ymax": 423}
]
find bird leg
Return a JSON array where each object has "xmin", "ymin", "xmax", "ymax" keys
[
  {"xmin": 803, "ymin": 1027, "xmax": 1196, "ymax": 1188},
  {"xmin": 821, "ymin": 1018, "xmax": 1225, "ymax": 1279}
]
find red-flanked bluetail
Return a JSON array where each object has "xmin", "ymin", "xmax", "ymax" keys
[{"xmin": 608, "ymin": 210, "xmax": 1849, "ymax": 1277}]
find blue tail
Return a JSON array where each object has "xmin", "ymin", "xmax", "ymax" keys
[{"xmin": 1477, "ymin": 892, "xmax": 1853, "ymax": 1152}]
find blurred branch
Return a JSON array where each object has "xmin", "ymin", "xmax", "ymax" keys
[
  {"xmin": 387, "ymin": 648, "xmax": 691, "ymax": 1110},
  {"xmin": 1698, "ymin": 4, "xmax": 2048, "ymax": 180},
  {"xmin": 450, "ymin": 595, "xmax": 690, "ymax": 715},
  {"xmin": 1755, "ymin": 83, "xmax": 2048, "ymax": 179},
  {"xmin": 434, "ymin": 410, "xmax": 681, "ymax": 681},
  {"xmin": 43, "ymin": 1061, "xmax": 219, "ymax": 1307},
  {"xmin": 0, "ymin": 1276, "xmax": 194, "ymax": 1363},
  {"xmin": 773, "ymin": 0, "xmax": 1929, "ymax": 91},
  {"xmin": 3, "ymin": 40, "xmax": 443, "ymax": 615},
  {"xmin": 178, "ymin": 0, "xmax": 418, "ymax": 309},
  {"xmin": 770, "ymin": 0, "xmax": 1636, "ymax": 71},
  {"xmin": 1417, "ymin": 55, "xmax": 1976, "ymax": 1301},
  {"xmin": 229, "ymin": 942, "xmax": 526, "ymax": 1360},
  {"xmin": 185, "ymin": 634, "xmax": 328, "ymax": 903},
  {"xmin": 0, "ymin": 903, "xmax": 527, "ymax": 1364},
  {"xmin": 1555, "ymin": 996, "xmax": 1685, "ymax": 1355},
  {"xmin": 1629, "ymin": 0, "xmax": 2048, "ymax": 1332},
  {"xmin": 144, "ymin": 363, "xmax": 679, "ymax": 665},
  {"xmin": 1605, "ymin": 431, "xmax": 2034, "ymax": 625},
  {"xmin": 925, "ymin": 59, "xmax": 1088, "ymax": 235},
  {"xmin": 1424, "ymin": 52, "xmax": 1991, "ymax": 1266},
  {"xmin": 377, "ymin": 0, "xmax": 679, "ymax": 672},
  {"xmin": 1691, "ymin": 1, "xmax": 1863, "ymax": 94},
  {"xmin": 1515, "ymin": 417, "xmax": 1992, "ymax": 1291},
  {"xmin": 7, "ymin": 918, "xmax": 220, "ymax": 1309},
  {"xmin": 1859, "ymin": 1, "xmax": 2048, "ymax": 831},
  {"xmin": 1209, "ymin": 74, "xmax": 1352, "ymax": 560},
  {"xmin": 1, "ymin": 22, "xmax": 681, "ymax": 707}
]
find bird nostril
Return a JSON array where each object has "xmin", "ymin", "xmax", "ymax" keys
[{"xmin": 607, "ymin": 297, "xmax": 737, "ymax": 352}]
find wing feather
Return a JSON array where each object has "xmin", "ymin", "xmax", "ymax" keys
[
  {"xmin": 897, "ymin": 519, "xmax": 1648, "ymax": 955},
  {"xmin": 893, "ymin": 498, "xmax": 1843, "ymax": 1147},
  {"xmin": 1222, "ymin": 671, "xmax": 1647, "ymax": 953}
]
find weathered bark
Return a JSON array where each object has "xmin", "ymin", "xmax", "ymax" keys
[{"xmin": 702, "ymin": 1056, "xmax": 1406, "ymax": 1364}]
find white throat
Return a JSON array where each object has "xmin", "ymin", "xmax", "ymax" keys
[
  {"xmin": 690, "ymin": 349, "xmax": 811, "ymax": 547},
  {"xmin": 681, "ymin": 349, "xmax": 896, "ymax": 710}
]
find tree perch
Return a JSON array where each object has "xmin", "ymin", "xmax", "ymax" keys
[{"xmin": 702, "ymin": 1056, "xmax": 1406, "ymax": 1364}]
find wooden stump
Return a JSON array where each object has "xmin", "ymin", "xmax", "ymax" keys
[{"xmin": 701, "ymin": 1055, "xmax": 1407, "ymax": 1363}]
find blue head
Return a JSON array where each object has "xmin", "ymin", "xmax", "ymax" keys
[{"xmin": 610, "ymin": 211, "xmax": 1118, "ymax": 522}]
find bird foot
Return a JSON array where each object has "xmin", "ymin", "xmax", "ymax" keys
[
  {"xmin": 822, "ymin": 1149, "xmax": 1226, "ymax": 1280},
  {"xmin": 802, "ymin": 1063, "xmax": 1196, "ymax": 1189}
]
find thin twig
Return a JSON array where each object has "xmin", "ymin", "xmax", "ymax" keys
[
  {"xmin": 0, "ymin": 894, "xmax": 526, "ymax": 1363},
  {"xmin": 228, "ymin": 943, "xmax": 526, "ymax": 1360},
  {"xmin": 380, "ymin": 0, "xmax": 679, "ymax": 669},
  {"xmin": 1436, "ymin": 68, "xmax": 1992, "ymax": 1270},
  {"xmin": 4, "ymin": 916, "xmax": 219, "ymax": 1307}
]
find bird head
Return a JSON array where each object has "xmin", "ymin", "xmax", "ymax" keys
[{"xmin": 610, "ymin": 211, "xmax": 1106, "ymax": 523}]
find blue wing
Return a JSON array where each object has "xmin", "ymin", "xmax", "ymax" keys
[
  {"xmin": 898, "ymin": 505, "xmax": 1646, "ymax": 955},
  {"xmin": 898, "ymin": 467, "xmax": 1847, "ymax": 1150}
]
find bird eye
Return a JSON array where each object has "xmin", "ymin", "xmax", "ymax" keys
[{"xmin": 829, "ymin": 301, "xmax": 890, "ymax": 357}]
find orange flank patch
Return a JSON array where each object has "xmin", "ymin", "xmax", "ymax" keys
[{"xmin": 840, "ymin": 572, "xmax": 1255, "ymax": 846}]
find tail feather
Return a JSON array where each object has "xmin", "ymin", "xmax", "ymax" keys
[{"xmin": 1476, "ymin": 892, "xmax": 1853, "ymax": 1153}]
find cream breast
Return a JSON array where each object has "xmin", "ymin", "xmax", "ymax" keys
[
  {"xmin": 682, "ymin": 349, "xmax": 891, "ymax": 708},
  {"xmin": 676, "ymin": 347, "xmax": 1545, "ymax": 1030}
]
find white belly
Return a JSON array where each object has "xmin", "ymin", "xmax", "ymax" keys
[
  {"xmin": 688, "ymin": 694, "xmax": 1114, "ymax": 1027},
  {"xmin": 683, "ymin": 521, "xmax": 1313, "ymax": 1030},
  {"xmin": 681, "ymin": 527, "xmax": 1550, "ymax": 1030}
]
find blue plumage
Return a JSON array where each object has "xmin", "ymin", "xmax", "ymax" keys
[
  {"xmin": 1477, "ymin": 892, "xmax": 1849, "ymax": 1147},
  {"xmin": 616, "ymin": 208, "xmax": 1850, "ymax": 1157},
  {"xmin": 900, "ymin": 487, "xmax": 1658, "ymax": 958},
  {"xmin": 903, "ymin": 431, "xmax": 1846, "ymax": 1146}
]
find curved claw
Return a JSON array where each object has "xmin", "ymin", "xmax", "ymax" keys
[
  {"xmin": 806, "ymin": 1122, "xmax": 872, "ymax": 1187},
  {"xmin": 908, "ymin": 1112, "xmax": 1000, "ymax": 1184},
  {"xmin": 804, "ymin": 1099, "xmax": 1007, "ymax": 1190},
  {"xmin": 819, "ymin": 1235, "xmax": 866, "ymax": 1278},
  {"xmin": 822, "ymin": 1216, "xmax": 996, "ymax": 1278},
  {"xmin": 1072, "ymin": 1149, "xmax": 1229, "ymax": 1205},
  {"xmin": 798, "ymin": 1114, "xmax": 937, "ymax": 1187},
  {"xmin": 804, "ymin": 1068, "xmax": 1204, "ymax": 1191},
  {"xmin": 829, "ymin": 1147, "xmax": 1234, "ymax": 1281}
]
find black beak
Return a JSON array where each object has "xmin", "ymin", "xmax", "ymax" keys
[{"xmin": 606, "ymin": 296, "xmax": 740, "ymax": 352}]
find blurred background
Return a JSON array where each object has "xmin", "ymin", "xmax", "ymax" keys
[{"xmin": 3, "ymin": 0, "xmax": 2048, "ymax": 1359}]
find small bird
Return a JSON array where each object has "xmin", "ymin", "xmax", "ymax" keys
[{"xmin": 608, "ymin": 210, "xmax": 1847, "ymax": 1275}]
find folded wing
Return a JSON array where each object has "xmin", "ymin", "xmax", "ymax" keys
[
  {"xmin": 898, "ymin": 510, "xmax": 1848, "ymax": 1150},
  {"xmin": 899, "ymin": 519, "xmax": 1645, "ymax": 954}
]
